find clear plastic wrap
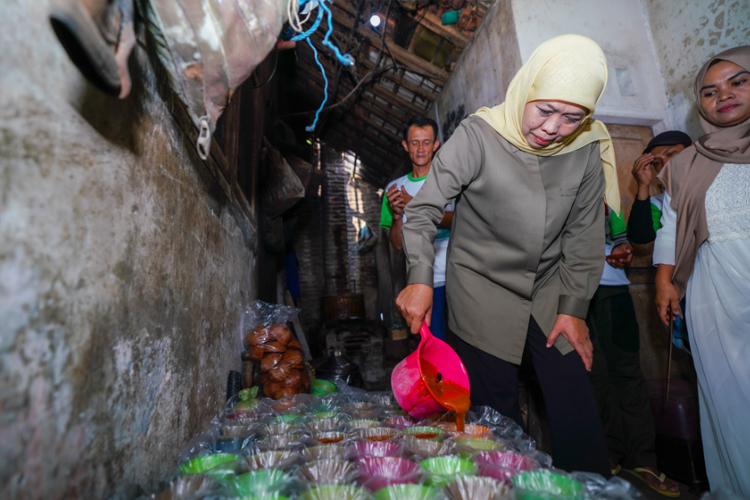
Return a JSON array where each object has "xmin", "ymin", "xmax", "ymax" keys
[
  {"xmin": 568, "ymin": 473, "xmax": 643, "ymax": 500},
  {"xmin": 303, "ymin": 444, "xmax": 353, "ymax": 461},
  {"xmin": 133, "ymin": 379, "xmax": 643, "ymax": 500},
  {"xmin": 244, "ymin": 448, "xmax": 302, "ymax": 470},
  {"xmin": 137, "ymin": 474, "xmax": 222, "ymax": 500},
  {"xmin": 297, "ymin": 458, "xmax": 360, "ymax": 485},
  {"xmin": 471, "ymin": 406, "xmax": 526, "ymax": 441},
  {"xmin": 512, "ymin": 470, "xmax": 585, "ymax": 500},
  {"xmin": 443, "ymin": 476, "xmax": 511, "ymax": 500},
  {"xmin": 351, "ymin": 441, "xmax": 405, "ymax": 461},
  {"xmin": 403, "ymin": 436, "xmax": 456, "ymax": 462},
  {"xmin": 299, "ymin": 484, "xmax": 373, "ymax": 500},
  {"xmin": 359, "ymin": 427, "xmax": 401, "ymax": 442}
]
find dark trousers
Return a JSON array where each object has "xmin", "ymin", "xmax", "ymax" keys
[
  {"xmin": 455, "ymin": 316, "xmax": 610, "ymax": 476},
  {"xmin": 588, "ymin": 285, "xmax": 657, "ymax": 469}
]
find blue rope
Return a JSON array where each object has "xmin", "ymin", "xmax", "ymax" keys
[
  {"xmin": 286, "ymin": 0, "xmax": 355, "ymax": 132},
  {"xmin": 305, "ymin": 37, "xmax": 328, "ymax": 132},
  {"xmin": 289, "ymin": 3, "xmax": 325, "ymax": 42},
  {"xmin": 319, "ymin": 0, "xmax": 355, "ymax": 66}
]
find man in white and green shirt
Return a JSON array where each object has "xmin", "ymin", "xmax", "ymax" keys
[{"xmin": 380, "ymin": 117, "xmax": 453, "ymax": 341}]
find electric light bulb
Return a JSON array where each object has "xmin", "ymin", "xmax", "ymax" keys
[{"xmin": 370, "ymin": 15, "xmax": 381, "ymax": 27}]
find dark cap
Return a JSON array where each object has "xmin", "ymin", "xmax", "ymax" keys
[{"xmin": 643, "ymin": 131, "xmax": 692, "ymax": 154}]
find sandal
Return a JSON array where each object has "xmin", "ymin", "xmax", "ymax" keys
[{"xmin": 623, "ymin": 467, "xmax": 681, "ymax": 497}]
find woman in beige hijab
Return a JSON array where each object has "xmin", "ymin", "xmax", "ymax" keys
[
  {"xmin": 653, "ymin": 46, "xmax": 750, "ymax": 496},
  {"xmin": 396, "ymin": 34, "xmax": 617, "ymax": 475}
]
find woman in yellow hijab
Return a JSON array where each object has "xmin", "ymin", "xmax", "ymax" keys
[{"xmin": 396, "ymin": 34, "xmax": 616, "ymax": 475}]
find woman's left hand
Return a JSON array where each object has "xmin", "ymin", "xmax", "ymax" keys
[{"xmin": 546, "ymin": 314, "xmax": 593, "ymax": 371}]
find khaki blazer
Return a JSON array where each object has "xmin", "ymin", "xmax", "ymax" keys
[{"xmin": 402, "ymin": 116, "xmax": 605, "ymax": 364}]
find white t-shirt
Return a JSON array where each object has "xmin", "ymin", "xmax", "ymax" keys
[{"xmin": 382, "ymin": 173, "xmax": 454, "ymax": 287}]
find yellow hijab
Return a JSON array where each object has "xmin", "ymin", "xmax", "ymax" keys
[{"xmin": 473, "ymin": 34, "xmax": 620, "ymax": 214}]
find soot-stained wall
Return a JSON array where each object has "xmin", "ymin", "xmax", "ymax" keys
[{"xmin": 0, "ymin": 2, "xmax": 257, "ymax": 498}]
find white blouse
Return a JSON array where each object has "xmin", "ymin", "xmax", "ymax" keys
[{"xmin": 653, "ymin": 164, "xmax": 750, "ymax": 266}]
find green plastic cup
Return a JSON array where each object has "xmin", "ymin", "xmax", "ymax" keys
[
  {"xmin": 373, "ymin": 484, "xmax": 438, "ymax": 500},
  {"xmin": 236, "ymin": 496, "xmax": 290, "ymax": 500},
  {"xmin": 272, "ymin": 414, "xmax": 302, "ymax": 424},
  {"xmin": 512, "ymin": 471, "xmax": 584, "ymax": 500},
  {"xmin": 313, "ymin": 411, "xmax": 338, "ymax": 419},
  {"xmin": 420, "ymin": 456, "xmax": 476, "ymax": 487},
  {"xmin": 227, "ymin": 469, "xmax": 289, "ymax": 497},
  {"xmin": 300, "ymin": 485, "xmax": 370, "ymax": 500},
  {"xmin": 312, "ymin": 379, "xmax": 338, "ymax": 395},
  {"xmin": 179, "ymin": 453, "xmax": 238, "ymax": 475}
]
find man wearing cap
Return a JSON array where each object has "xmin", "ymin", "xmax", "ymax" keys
[{"xmin": 588, "ymin": 131, "xmax": 691, "ymax": 496}]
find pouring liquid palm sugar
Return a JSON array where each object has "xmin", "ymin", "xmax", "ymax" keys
[{"xmin": 421, "ymin": 359, "xmax": 471, "ymax": 432}]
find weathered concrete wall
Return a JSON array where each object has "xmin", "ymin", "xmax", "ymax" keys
[
  {"xmin": 642, "ymin": 0, "xmax": 750, "ymax": 137},
  {"xmin": 435, "ymin": 0, "xmax": 750, "ymax": 137},
  {"xmin": 434, "ymin": 0, "xmax": 522, "ymax": 142},
  {"xmin": 511, "ymin": 0, "xmax": 668, "ymax": 126},
  {"xmin": 0, "ymin": 2, "xmax": 257, "ymax": 499}
]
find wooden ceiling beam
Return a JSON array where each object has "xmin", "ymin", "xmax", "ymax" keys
[
  {"xmin": 356, "ymin": 99, "xmax": 407, "ymax": 135},
  {"xmin": 327, "ymin": 2, "xmax": 449, "ymax": 85},
  {"xmin": 305, "ymin": 30, "xmax": 440, "ymax": 102},
  {"xmin": 358, "ymin": 55, "xmax": 439, "ymax": 103},
  {"xmin": 296, "ymin": 50, "xmax": 427, "ymax": 119},
  {"xmin": 326, "ymin": 128, "xmax": 395, "ymax": 173},
  {"xmin": 291, "ymin": 75, "xmax": 410, "ymax": 145},
  {"xmin": 403, "ymin": 9, "xmax": 471, "ymax": 49}
]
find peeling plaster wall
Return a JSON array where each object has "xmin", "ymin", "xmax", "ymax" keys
[
  {"xmin": 642, "ymin": 0, "xmax": 750, "ymax": 138},
  {"xmin": 0, "ymin": 2, "xmax": 257, "ymax": 499},
  {"xmin": 511, "ymin": 0, "xmax": 668, "ymax": 125}
]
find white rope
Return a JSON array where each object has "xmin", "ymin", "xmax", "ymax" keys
[{"xmin": 288, "ymin": 0, "xmax": 313, "ymax": 33}]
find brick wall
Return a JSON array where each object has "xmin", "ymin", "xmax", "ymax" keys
[{"xmin": 293, "ymin": 145, "xmax": 383, "ymax": 351}]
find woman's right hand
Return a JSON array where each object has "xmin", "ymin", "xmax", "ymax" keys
[
  {"xmin": 396, "ymin": 284, "xmax": 433, "ymax": 334},
  {"xmin": 655, "ymin": 264, "xmax": 681, "ymax": 325}
]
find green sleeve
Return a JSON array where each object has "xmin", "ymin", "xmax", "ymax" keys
[
  {"xmin": 651, "ymin": 203, "xmax": 663, "ymax": 231},
  {"xmin": 380, "ymin": 194, "xmax": 393, "ymax": 229},
  {"xmin": 609, "ymin": 208, "xmax": 627, "ymax": 237}
]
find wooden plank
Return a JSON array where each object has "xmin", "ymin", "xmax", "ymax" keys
[
  {"xmin": 357, "ymin": 99, "xmax": 407, "ymax": 135},
  {"xmin": 328, "ymin": 3, "xmax": 449, "ymax": 84},
  {"xmin": 404, "ymin": 8, "xmax": 471, "ymax": 48},
  {"xmin": 299, "ymin": 40, "xmax": 430, "ymax": 117},
  {"xmin": 352, "ymin": 109, "xmax": 403, "ymax": 145},
  {"xmin": 296, "ymin": 49, "xmax": 423, "ymax": 119},
  {"xmin": 306, "ymin": 30, "xmax": 440, "ymax": 102},
  {"xmin": 359, "ymin": 56, "xmax": 439, "ymax": 102}
]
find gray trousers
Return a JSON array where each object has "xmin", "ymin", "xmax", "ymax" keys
[{"xmin": 588, "ymin": 285, "xmax": 657, "ymax": 469}]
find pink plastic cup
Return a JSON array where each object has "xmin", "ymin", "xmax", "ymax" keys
[
  {"xmin": 357, "ymin": 457, "xmax": 421, "ymax": 491},
  {"xmin": 391, "ymin": 322, "xmax": 470, "ymax": 418},
  {"xmin": 475, "ymin": 452, "xmax": 537, "ymax": 470},
  {"xmin": 476, "ymin": 452, "xmax": 536, "ymax": 484}
]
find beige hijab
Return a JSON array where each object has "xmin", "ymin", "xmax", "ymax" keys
[
  {"xmin": 473, "ymin": 34, "xmax": 620, "ymax": 215},
  {"xmin": 658, "ymin": 45, "xmax": 750, "ymax": 298}
]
